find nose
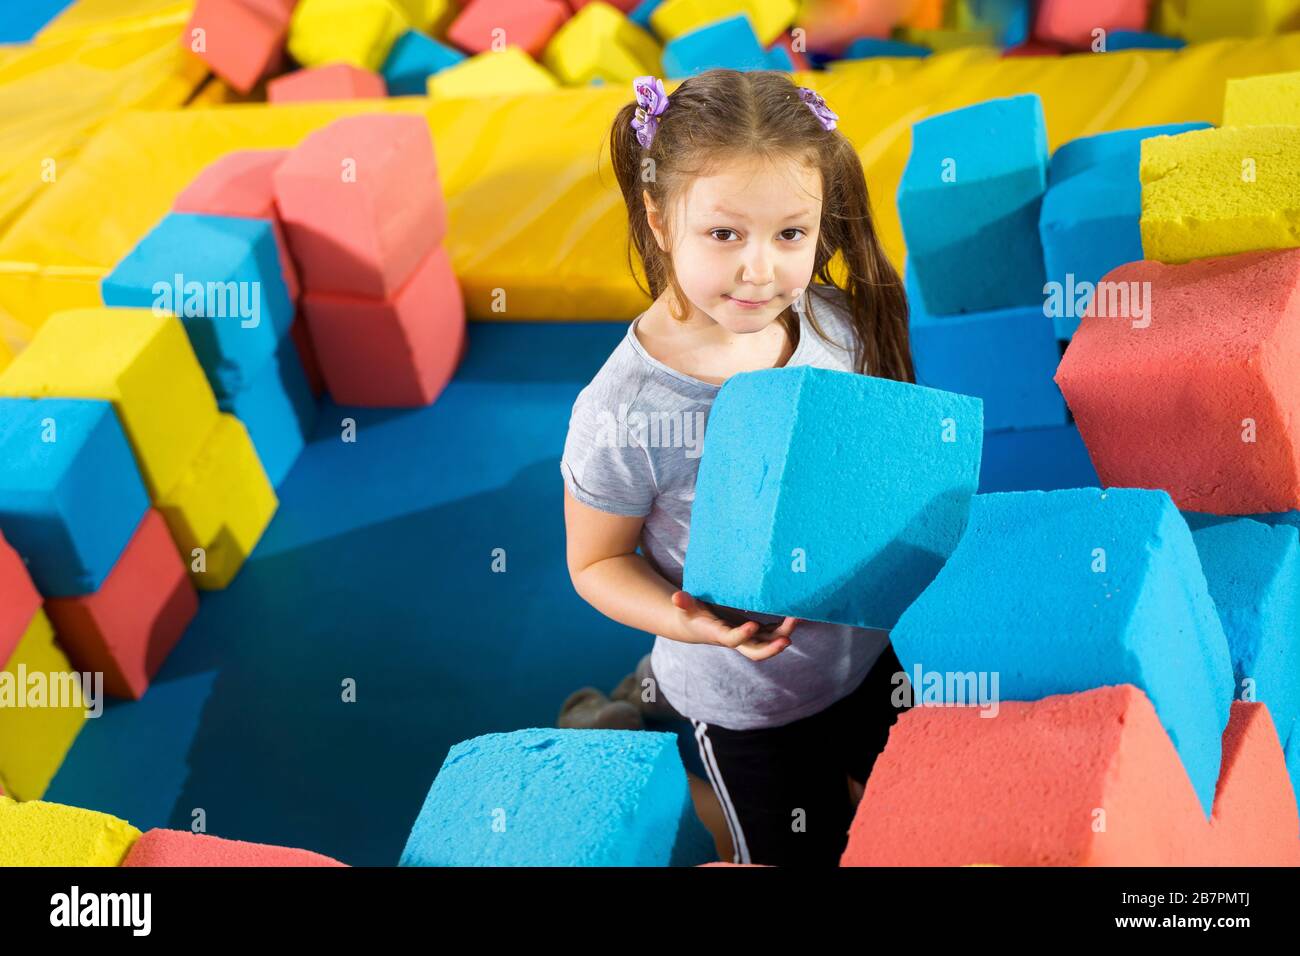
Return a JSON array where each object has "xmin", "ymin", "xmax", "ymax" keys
[{"xmin": 740, "ymin": 242, "xmax": 774, "ymax": 287}]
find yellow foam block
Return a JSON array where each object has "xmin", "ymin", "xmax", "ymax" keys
[
  {"xmin": 896, "ymin": 26, "xmax": 996, "ymax": 50},
  {"xmin": 288, "ymin": 0, "xmax": 410, "ymax": 71},
  {"xmin": 1183, "ymin": 0, "xmax": 1300, "ymax": 41},
  {"xmin": 0, "ymin": 309, "xmax": 219, "ymax": 499},
  {"xmin": 1140, "ymin": 124, "xmax": 1300, "ymax": 263},
  {"xmin": 1224, "ymin": 70, "xmax": 1300, "ymax": 126},
  {"xmin": 544, "ymin": 2, "xmax": 662, "ymax": 85},
  {"xmin": 650, "ymin": 0, "xmax": 798, "ymax": 46},
  {"xmin": 158, "ymin": 414, "xmax": 277, "ymax": 591},
  {"xmin": 428, "ymin": 46, "xmax": 560, "ymax": 99},
  {"xmin": 1150, "ymin": 0, "xmax": 1188, "ymax": 36},
  {"xmin": 0, "ymin": 794, "xmax": 140, "ymax": 866},
  {"xmin": 391, "ymin": 0, "xmax": 457, "ymax": 35},
  {"xmin": 0, "ymin": 610, "xmax": 87, "ymax": 802}
]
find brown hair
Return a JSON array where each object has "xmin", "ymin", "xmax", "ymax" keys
[{"xmin": 607, "ymin": 68, "xmax": 913, "ymax": 383}]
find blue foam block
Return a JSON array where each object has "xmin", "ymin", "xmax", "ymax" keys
[
  {"xmin": 399, "ymin": 728, "xmax": 716, "ymax": 866},
  {"xmin": 978, "ymin": 422, "xmax": 1099, "ymax": 492},
  {"xmin": 1286, "ymin": 717, "xmax": 1300, "ymax": 833},
  {"xmin": 218, "ymin": 339, "xmax": 319, "ymax": 489},
  {"xmin": 965, "ymin": 0, "xmax": 1030, "ymax": 46},
  {"xmin": 629, "ymin": 0, "xmax": 663, "ymax": 30},
  {"xmin": 1104, "ymin": 29, "xmax": 1186, "ymax": 50},
  {"xmin": 843, "ymin": 37, "xmax": 931, "ymax": 58},
  {"xmin": 906, "ymin": 263, "xmax": 1066, "ymax": 431},
  {"xmin": 898, "ymin": 94, "xmax": 1049, "ymax": 315},
  {"xmin": 892, "ymin": 487, "xmax": 1234, "ymax": 818},
  {"xmin": 1040, "ymin": 122, "xmax": 1211, "ymax": 338},
  {"xmin": 101, "ymin": 213, "xmax": 294, "ymax": 399},
  {"xmin": 766, "ymin": 42, "xmax": 795, "ymax": 71},
  {"xmin": 1189, "ymin": 518, "xmax": 1300, "ymax": 748},
  {"xmin": 662, "ymin": 14, "xmax": 768, "ymax": 77},
  {"xmin": 0, "ymin": 398, "xmax": 150, "ymax": 597},
  {"xmin": 682, "ymin": 366, "xmax": 983, "ymax": 629},
  {"xmin": 381, "ymin": 29, "xmax": 465, "ymax": 96}
]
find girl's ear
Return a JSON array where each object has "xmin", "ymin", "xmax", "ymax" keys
[{"xmin": 643, "ymin": 189, "xmax": 667, "ymax": 252}]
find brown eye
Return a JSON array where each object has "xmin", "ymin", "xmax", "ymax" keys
[
  {"xmin": 780, "ymin": 229, "xmax": 806, "ymax": 241},
  {"xmin": 711, "ymin": 229, "xmax": 737, "ymax": 241}
]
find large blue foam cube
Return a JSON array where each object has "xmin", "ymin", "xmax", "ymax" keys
[
  {"xmin": 1188, "ymin": 518, "xmax": 1300, "ymax": 750},
  {"xmin": 978, "ymin": 423, "xmax": 1098, "ymax": 493},
  {"xmin": 662, "ymin": 14, "xmax": 768, "ymax": 77},
  {"xmin": 898, "ymin": 94, "xmax": 1049, "ymax": 315},
  {"xmin": 399, "ymin": 728, "xmax": 716, "ymax": 866},
  {"xmin": 218, "ymin": 338, "xmax": 318, "ymax": 489},
  {"xmin": 1039, "ymin": 122, "xmax": 1211, "ymax": 338},
  {"xmin": 682, "ymin": 366, "xmax": 983, "ymax": 629},
  {"xmin": 0, "ymin": 398, "xmax": 150, "ymax": 597},
  {"xmin": 892, "ymin": 487, "xmax": 1234, "ymax": 817},
  {"xmin": 906, "ymin": 263, "xmax": 1066, "ymax": 431},
  {"xmin": 101, "ymin": 212, "xmax": 294, "ymax": 399},
  {"xmin": 381, "ymin": 29, "xmax": 465, "ymax": 95}
]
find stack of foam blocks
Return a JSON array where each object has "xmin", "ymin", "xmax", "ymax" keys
[{"xmin": 0, "ymin": 792, "xmax": 346, "ymax": 866}]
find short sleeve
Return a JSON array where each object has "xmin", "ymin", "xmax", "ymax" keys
[{"xmin": 560, "ymin": 396, "xmax": 657, "ymax": 517}]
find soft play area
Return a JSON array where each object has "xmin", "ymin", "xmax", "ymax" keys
[{"xmin": 2, "ymin": 0, "xmax": 1300, "ymax": 869}]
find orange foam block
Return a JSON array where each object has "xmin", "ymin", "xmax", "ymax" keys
[
  {"xmin": 1056, "ymin": 248, "xmax": 1300, "ymax": 515},
  {"xmin": 267, "ymin": 63, "xmax": 388, "ymax": 104},
  {"xmin": 273, "ymin": 114, "xmax": 447, "ymax": 299},
  {"xmin": 842, "ymin": 686, "xmax": 1210, "ymax": 866},
  {"xmin": 302, "ymin": 244, "xmax": 465, "ymax": 407},
  {"xmin": 173, "ymin": 149, "xmax": 301, "ymax": 302},
  {"xmin": 184, "ymin": 0, "xmax": 297, "ymax": 93},
  {"xmin": 448, "ymin": 0, "xmax": 571, "ymax": 57},
  {"xmin": 1207, "ymin": 702, "xmax": 1300, "ymax": 865},
  {"xmin": 1033, "ymin": 0, "xmax": 1148, "ymax": 47},
  {"xmin": 1, "ymin": 530, "xmax": 40, "ymax": 666},
  {"xmin": 44, "ymin": 510, "xmax": 197, "ymax": 701},
  {"xmin": 122, "ymin": 829, "xmax": 347, "ymax": 866}
]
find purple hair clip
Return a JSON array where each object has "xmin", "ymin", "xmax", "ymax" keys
[
  {"xmin": 798, "ymin": 87, "xmax": 839, "ymax": 131},
  {"xmin": 632, "ymin": 75, "xmax": 669, "ymax": 149}
]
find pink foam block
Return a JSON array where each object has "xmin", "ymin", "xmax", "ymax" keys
[
  {"xmin": 122, "ymin": 829, "xmax": 347, "ymax": 866},
  {"xmin": 842, "ymin": 685, "xmax": 1210, "ymax": 866},
  {"xmin": 44, "ymin": 510, "xmax": 197, "ymax": 701},
  {"xmin": 447, "ymin": 0, "xmax": 570, "ymax": 57},
  {"xmin": 267, "ymin": 63, "xmax": 388, "ymax": 104},
  {"xmin": 1055, "ymin": 249, "xmax": 1300, "ymax": 515},
  {"xmin": 1207, "ymin": 703, "xmax": 1300, "ymax": 865},
  {"xmin": 302, "ymin": 244, "xmax": 465, "ymax": 407},
  {"xmin": 183, "ymin": 0, "xmax": 296, "ymax": 94},
  {"xmin": 0, "ymin": 531, "xmax": 41, "ymax": 666},
  {"xmin": 1033, "ymin": 0, "xmax": 1148, "ymax": 48},
  {"xmin": 173, "ymin": 149, "xmax": 301, "ymax": 302},
  {"xmin": 290, "ymin": 315, "xmax": 325, "ymax": 397},
  {"xmin": 273, "ymin": 114, "xmax": 447, "ymax": 299}
]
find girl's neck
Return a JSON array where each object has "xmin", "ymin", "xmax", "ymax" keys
[{"xmin": 634, "ymin": 294, "xmax": 799, "ymax": 386}]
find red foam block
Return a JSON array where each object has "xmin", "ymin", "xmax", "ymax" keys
[
  {"xmin": 448, "ymin": 0, "xmax": 570, "ymax": 57},
  {"xmin": 173, "ymin": 148, "xmax": 301, "ymax": 302},
  {"xmin": 302, "ymin": 243, "xmax": 465, "ymax": 407},
  {"xmin": 273, "ymin": 113, "xmax": 447, "ymax": 298},
  {"xmin": 183, "ymin": 0, "xmax": 295, "ymax": 94},
  {"xmin": 0, "ymin": 531, "xmax": 41, "ymax": 667},
  {"xmin": 122, "ymin": 829, "xmax": 347, "ymax": 866},
  {"xmin": 1033, "ymin": 0, "xmax": 1147, "ymax": 48},
  {"xmin": 44, "ymin": 510, "xmax": 197, "ymax": 701},
  {"xmin": 290, "ymin": 314, "xmax": 325, "ymax": 397},
  {"xmin": 842, "ymin": 685, "xmax": 1210, "ymax": 866},
  {"xmin": 267, "ymin": 63, "xmax": 388, "ymax": 104},
  {"xmin": 1208, "ymin": 702, "xmax": 1300, "ymax": 865}
]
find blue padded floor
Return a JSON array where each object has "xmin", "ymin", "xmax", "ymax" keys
[{"xmin": 44, "ymin": 321, "xmax": 1098, "ymax": 865}]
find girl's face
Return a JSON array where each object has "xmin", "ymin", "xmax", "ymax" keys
[{"xmin": 645, "ymin": 154, "xmax": 823, "ymax": 334}]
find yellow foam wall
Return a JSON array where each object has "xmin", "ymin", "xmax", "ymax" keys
[{"xmin": 3, "ymin": 35, "xmax": 1300, "ymax": 332}]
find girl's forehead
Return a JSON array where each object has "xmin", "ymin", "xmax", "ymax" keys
[{"xmin": 682, "ymin": 161, "xmax": 823, "ymax": 217}]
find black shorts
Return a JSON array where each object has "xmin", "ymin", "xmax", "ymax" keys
[{"xmin": 690, "ymin": 641, "xmax": 910, "ymax": 867}]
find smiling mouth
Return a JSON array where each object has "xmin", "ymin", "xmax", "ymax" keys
[{"xmin": 727, "ymin": 295, "xmax": 772, "ymax": 306}]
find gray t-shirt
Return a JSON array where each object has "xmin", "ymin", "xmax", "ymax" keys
[{"xmin": 561, "ymin": 284, "xmax": 891, "ymax": 731}]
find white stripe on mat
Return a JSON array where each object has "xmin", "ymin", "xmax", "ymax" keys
[{"xmin": 691, "ymin": 718, "xmax": 751, "ymax": 865}]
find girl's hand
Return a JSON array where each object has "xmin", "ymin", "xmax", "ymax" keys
[{"xmin": 670, "ymin": 591, "xmax": 798, "ymax": 661}]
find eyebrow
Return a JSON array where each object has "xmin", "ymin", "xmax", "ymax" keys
[{"xmin": 707, "ymin": 207, "xmax": 817, "ymax": 221}]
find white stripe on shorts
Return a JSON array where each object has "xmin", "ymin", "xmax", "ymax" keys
[{"xmin": 691, "ymin": 718, "xmax": 751, "ymax": 865}]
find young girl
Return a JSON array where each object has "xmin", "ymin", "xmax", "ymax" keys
[{"xmin": 561, "ymin": 69, "xmax": 914, "ymax": 867}]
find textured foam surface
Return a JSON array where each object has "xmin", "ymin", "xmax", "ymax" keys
[
  {"xmin": 842, "ymin": 686, "xmax": 1211, "ymax": 866},
  {"xmin": 0, "ymin": 795, "xmax": 141, "ymax": 866},
  {"xmin": 0, "ymin": 398, "xmax": 149, "ymax": 597},
  {"xmin": 682, "ymin": 366, "xmax": 983, "ymax": 629},
  {"xmin": 1224, "ymin": 70, "xmax": 1300, "ymax": 126},
  {"xmin": 0, "ymin": 309, "xmax": 218, "ymax": 500},
  {"xmin": 1056, "ymin": 249, "xmax": 1300, "ymax": 515},
  {"xmin": 102, "ymin": 213, "xmax": 293, "ymax": 398},
  {"xmin": 273, "ymin": 113, "xmax": 446, "ymax": 299},
  {"xmin": 123, "ymin": 828, "xmax": 347, "ymax": 866},
  {"xmin": 1189, "ymin": 518, "xmax": 1300, "ymax": 751},
  {"xmin": 400, "ymin": 728, "xmax": 715, "ymax": 866},
  {"xmin": 899, "ymin": 94, "xmax": 1048, "ymax": 315},
  {"xmin": 1140, "ymin": 125, "xmax": 1300, "ymax": 263},
  {"xmin": 45, "ymin": 510, "xmax": 197, "ymax": 701},
  {"xmin": 0, "ymin": 530, "xmax": 40, "ymax": 665},
  {"xmin": 218, "ymin": 338, "xmax": 318, "ymax": 488},
  {"xmin": 1207, "ymin": 702, "xmax": 1300, "ymax": 865},
  {"xmin": 891, "ymin": 488, "xmax": 1234, "ymax": 817}
]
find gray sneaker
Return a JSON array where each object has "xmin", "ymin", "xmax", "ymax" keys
[
  {"xmin": 557, "ymin": 687, "xmax": 644, "ymax": 730},
  {"xmin": 610, "ymin": 654, "xmax": 683, "ymax": 721}
]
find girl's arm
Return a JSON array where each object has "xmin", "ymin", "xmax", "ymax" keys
[{"xmin": 563, "ymin": 486, "xmax": 796, "ymax": 661}]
